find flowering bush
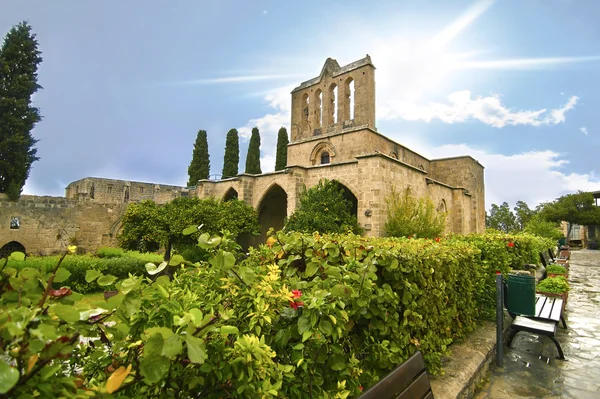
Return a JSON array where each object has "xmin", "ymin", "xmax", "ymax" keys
[{"xmin": 0, "ymin": 230, "xmax": 552, "ymax": 397}]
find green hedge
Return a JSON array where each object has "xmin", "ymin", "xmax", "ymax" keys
[{"xmin": 5, "ymin": 252, "xmax": 162, "ymax": 294}]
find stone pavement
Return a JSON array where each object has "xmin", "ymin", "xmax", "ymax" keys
[{"xmin": 475, "ymin": 250, "xmax": 600, "ymax": 399}]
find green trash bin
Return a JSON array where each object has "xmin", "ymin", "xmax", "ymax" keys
[{"xmin": 506, "ymin": 273, "xmax": 535, "ymax": 316}]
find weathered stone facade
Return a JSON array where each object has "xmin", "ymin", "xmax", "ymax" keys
[
  {"xmin": 196, "ymin": 55, "xmax": 485, "ymax": 238},
  {"xmin": 0, "ymin": 55, "xmax": 485, "ymax": 256}
]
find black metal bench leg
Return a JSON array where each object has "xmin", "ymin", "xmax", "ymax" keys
[
  {"xmin": 561, "ymin": 315, "xmax": 568, "ymax": 329},
  {"xmin": 548, "ymin": 336, "xmax": 565, "ymax": 360},
  {"xmin": 507, "ymin": 329, "xmax": 519, "ymax": 348}
]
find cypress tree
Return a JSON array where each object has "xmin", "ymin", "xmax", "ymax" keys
[
  {"xmin": 0, "ymin": 22, "xmax": 42, "ymax": 200},
  {"xmin": 187, "ymin": 129, "xmax": 210, "ymax": 185},
  {"xmin": 244, "ymin": 127, "xmax": 262, "ymax": 174},
  {"xmin": 221, "ymin": 128, "xmax": 239, "ymax": 179},
  {"xmin": 275, "ymin": 127, "xmax": 289, "ymax": 171}
]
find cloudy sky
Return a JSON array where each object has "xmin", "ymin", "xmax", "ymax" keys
[{"xmin": 3, "ymin": 0, "xmax": 600, "ymax": 209}]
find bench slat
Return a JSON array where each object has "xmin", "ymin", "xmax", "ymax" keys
[
  {"xmin": 513, "ymin": 316, "xmax": 556, "ymax": 334},
  {"xmin": 360, "ymin": 351, "xmax": 432, "ymax": 399},
  {"xmin": 397, "ymin": 371, "xmax": 432, "ymax": 399}
]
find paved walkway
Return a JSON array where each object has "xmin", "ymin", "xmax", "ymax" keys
[{"xmin": 476, "ymin": 250, "xmax": 600, "ymax": 399}]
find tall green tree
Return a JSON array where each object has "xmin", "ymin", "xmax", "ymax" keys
[
  {"xmin": 244, "ymin": 127, "xmax": 262, "ymax": 174},
  {"xmin": 538, "ymin": 191, "xmax": 600, "ymax": 237},
  {"xmin": 0, "ymin": 22, "xmax": 42, "ymax": 200},
  {"xmin": 486, "ymin": 202, "xmax": 518, "ymax": 233},
  {"xmin": 384, "ymin": 187, "xmax": 446, "ymax": 239},
  {"xmin": 514, "ymin": 200, "xmax": 535, "ymax": 230},
  {"xmin": 187, "ymin": 129, "xmax": 210, "ymax": 186},
  {"xmin": 221, "ymin": 128, "xmax": 239, "ymax": 179},
  {"xmin": 275, "ymin": 126, "xmax": 288, "ymax": 171}
]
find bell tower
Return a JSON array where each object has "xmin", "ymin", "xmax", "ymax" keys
[{"xmin": 290, "ymin": 55, "xmax": 376, "ymax": 143}]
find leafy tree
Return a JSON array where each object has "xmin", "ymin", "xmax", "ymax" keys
[
  {"xmin": 384, "ymin": 187, "xmax": 446, "ymax": 239},
  {"xmin": 222, "ymin": 128, "xmax": 239, "ymax": 179},
  {"xmin": 285, "ymin": 179, "xmax": 362, "ymax": 234},
  {"xmin": 514, "ymin": 200, "xmax": 535, "ymax": 230},
  {"xmin": 274, "ymin": 127, "xmax": 288, "ymax": 171},
  {"xmin": 244, "ymin": 127, "xmax": 261, "ymax": 174},
  {"xmin": 538, "ymin": 191, "xmax": 600, "ymax": 238},
  {"xmin": 486, "ymin": 202, "xmax": 518, "ymax": 233},
  {"xmin": 119, "ymin": 197, "xmax": 259, "ymax": 259},
  {"xmin": 0, "ymin": 22, "xmax": 42, "ymax": 200},
  {"xmin": 187, "ymin": 129, "xmax": 210, "ymax": 185},
  {"xmin": 524, "ymin": 214, "xmax": 563, "ymax": 240}
]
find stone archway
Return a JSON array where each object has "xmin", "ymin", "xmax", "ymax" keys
[
  {"xmin": 331, "ymin": 180, "xmax": 358, "ymax": 219},
  {"xmin": 0, "ymin": 241, "xmax": 26, "ymax": 259},
  {"xmin": 257, "ymin": 184, "xmax": 288, "ymax": 241},
  {"xmin": 223, "ymin": 188, "xmax": 238, "ymax": 201}
]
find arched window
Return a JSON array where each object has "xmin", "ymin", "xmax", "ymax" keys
[
  {"xmin": 343, "ymin": 77, "xmax": 355, "ymax": 121},
  {"xmin": 90, "ymin": 184, "xmax": 95, "ymax": 199},
  {"xmin": 438, "ymin": 200, "xmax": 447, "ymax": 213},
  {"xmin": 124, "ymin": 186, "xmax": 130, "ymax": 203},
  {"xmin": 328, "ymin": 83, "xmax": 338, "ymax": 124},
  {"xmin": 320, "ymin": 151, "xmax": 330, "ymax": 165},
  {"xmin": 314, "ymin": 89, "xmax": 323, "ymax": 127},
  {"xmin": 302, "ymin": 93, "xmax": 310, "ymax": 122}
]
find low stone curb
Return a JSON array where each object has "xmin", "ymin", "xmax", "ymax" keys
[{"xmin": 430, "ymin": 313, "xmax": 511, "ymax": 399}]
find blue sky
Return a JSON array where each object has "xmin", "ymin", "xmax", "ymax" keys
[{"xmin": 2, "ymin": 0, "xmax": 600, "ymax": 209}]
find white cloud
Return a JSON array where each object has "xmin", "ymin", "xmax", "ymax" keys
[
  {"xmin": 381, "ymin": 91, "xmax": 579, "ymax": 128},
  {"xmin": 393, "ymin": 137, "xmax": 600, "ymax": 208},
  {"xmin": 580, "ymin": 126, "xmax": 589, "ymax": 135},
  {"xmin": 238, "ymin": 85, "xmax": 292, "ymax": 172}
]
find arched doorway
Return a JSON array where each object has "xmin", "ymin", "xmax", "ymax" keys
[
  {"xmin": 331, "ymin": 180, "xmax": 358, "ymax": 219},
  {"xmin": 0, "ymin": 241, "xmax": 26, "ymax": 259},
  {"xmin": 257, "ymin": 184, "xmax": 288, "ymax": 241},
  {"xmin": 223, "ymin": 188, "xmax": 238, "ymax": 201}
]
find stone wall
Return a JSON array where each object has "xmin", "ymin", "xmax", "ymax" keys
[
  {"xmin": 0, "ymin": 194, "xmax": 127, "ymax": 256},
  {"xmin": 65, "ymin": 177, "xmax": 188, "ymax": 205}
]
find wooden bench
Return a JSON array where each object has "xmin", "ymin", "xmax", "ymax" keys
[
  {"xmin": 359, "ymin": 351, "xmax": 434, "ymax": 399},
  {"xmin": 507, "ymin": 294, "xmax": 567, "ymax": 360}
]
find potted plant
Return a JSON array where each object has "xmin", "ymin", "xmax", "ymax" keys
[
  {"xmin": 546, "ymin": 264, "xmax": 568, "ymax": 279},
  {"xmin": 537, "ymin": 276, "xmax": 570, "ymax": 308}
]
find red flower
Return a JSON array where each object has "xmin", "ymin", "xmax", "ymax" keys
[
  {"xmin": 407, "ymin": 236, "xmax": 412, "ymax": 239},
  {"xmin": 49, "ymin": 287, "xmax": 73, "ymax": 298},
  {"xmin": 291, "ymin": 289, "xmax": 302, "ymax": 298},
  {"xmin": 289, "ymin": 301, "xmax": 304, "ymax": 309},
  {"xmin": 359, "ymin": 386, "xmax": 364, "ymax": 392},
  {"xmin": 435, "ymin": 237, "xmax": 440, "ymax": 242},
  {"xmin": 508, "ymin": 242, "xmax": 515, "ymax": 248}
]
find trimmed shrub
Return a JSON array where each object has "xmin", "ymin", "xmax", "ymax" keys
[
  {"xmin": 385, "ymin": 187, "xmax": 446, "ymax": 239},
  {"xmin": 96, "ymin": 247, "xmax": 125, "ymax": 258}
]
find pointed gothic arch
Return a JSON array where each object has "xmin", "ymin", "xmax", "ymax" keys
[
  {"xmin": 310, "ymin": 142, "xmax": 337, "ymax": 165},
  {"xmin": 0, "ymin": 241, "xmax": 26, "ymax": 259},
  {"xmin": 223, "ymin": 187, "xmax": 238, "ymax": 201},
  {"xmin": 256, "ymin": 184, "xmax": 288, "ymax": 240}
]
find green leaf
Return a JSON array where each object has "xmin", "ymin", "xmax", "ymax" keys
[
  {"xmin": 140, "ymin": 355, "xmax": 170, "ymax": 383},
  {"xmin": 145, "ymin": 262, "xmax": 167, "ymax": 275},
  {"xmin": 209, "ymin": 251, "xmax": 235, "ymax": 271},
  {"xmin": 198, "ymin": 233, "xmax": 222, "ymax": 249},
  {"xmin": 0, "ymin": 360, "xmax": 19, "ymax": 394},
  {"xmin": 329, "ymin": 354, "xmax": 346, "ymax": 371},
  {"xmin": 145, "ymin": 333, "xmax": 164, "ymax": 358},
  {"xmin": 122, "ymin": 294, "xmax": 142, "ymax": 318},
  {"xmin": 85, "ymin": 269, "xmax": 102, "ymax": 283},
  {"xmin": 20, "ymin": 267, "xmax": 39, "ymax": 279},
  {"xmin": 220, "ymin": 325, "xmax": 239, "ymax": 335},
  {"xmin": 53, "ymin": 268, "xmax": 71, "ymax": 283},
  {"xmin": 189, "ymin": 308, "xmax": 203, "ymax": 327},
  {"xmin": 183, "ymin": 225, "xmax": 199, "ymax": 235},
  {"xmin": 51, "ymin": 304, "xmax": 80, "ymax": 322},
  {"xmin": 302, "ymin": 330, "xmax": 312, "ymax": 342},
  {"xmin": 186, "ymin": 336, "xmax": 207, "ymax": 364},
  {"xmin": 161, "ymin": 334, "xmax": 183, "ymax": 359},
  {"xmin": 144, "ymin": 327, "xmax": 174, "ymax": 340},
  {"xmin": 97, "ymin": 275, "xmax": 117, "ymax": 286},
  {"xmin": 305, "ymin": 262, "xmax": 318, "ymax": 277},
  {"xmin": 298, "ymin": 316, "xmax": 311, "ymax": 335},
  {"xmin": 318, "ymin": 319, "xmax": 333, "ymax": 336},
  {"xmin": 168, "ymin": 255, "xmax": 184, "ymax": 266}
]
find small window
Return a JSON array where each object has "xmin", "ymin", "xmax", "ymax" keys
[
  {"xmin": 107, "ymin": 186, "xmax": 113, "ymax": 194},
  {"xmin": 139, "ymin": 187, "xmax": 144, "ymax": 194},
  {"xmin": 320, "ymin": 151, "xmax": 330, "ymax": 165},
  {"xmin": 10, "ymin": 216, "xmax": 20, "ymax": 230},
  {"xmin": 89, "ymin": 184, "xmax": 95, "ymax": 199},
  {"xmin": 124, "ymin": 187, "xmax": 130, "ymax": 203}
]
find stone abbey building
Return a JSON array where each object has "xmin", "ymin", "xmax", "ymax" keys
[{"xmin": 0, "ymin": 55, "xmax": 485, "ymax": 256}]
